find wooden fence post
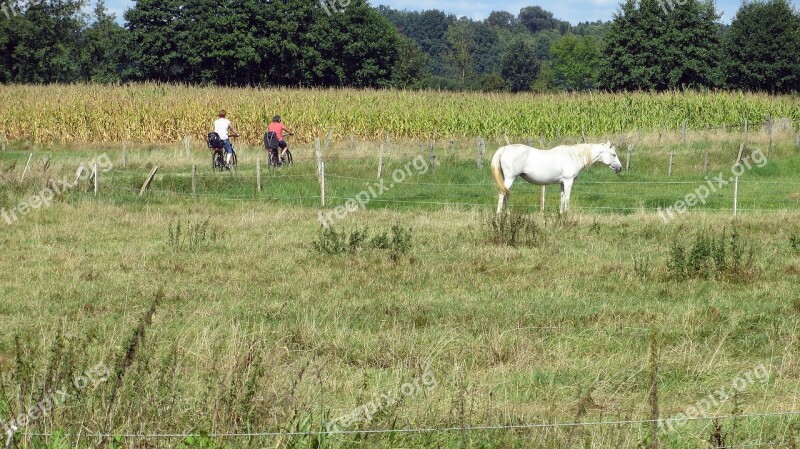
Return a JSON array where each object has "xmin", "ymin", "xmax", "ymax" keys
[
  {"xmin": 20, "ymin": 153, "xmax": 33, "ymax": 182},
  {"xmin": 648, "ymin": 330, "xmax": 661, "ymax": 449},
  {"xmin": 315, "ymin": 139, "xmax": 325, "ymax": 207},
  {"xmin": 504, "ymin": 135, "xmax": 510, "ymax": 145},
  {"xmin": 668, "ymin": 150, "xmax": 674, "ymax": 177},
  {"xmin": 681, "ymin": 121, "xmax": 686, "ymax": 144},
  {"xmin": 349, "ymin": 134, "xmax": 355, "ymax": 152},
  {"xmin": 428, "ymin": 139, "xmax": 436, "ymax": 169},
  {"xmin": 192, "ymin": 164, "xmax": 197, "ymax": 197},
  {"xmin": 377, "ymin": 143, "xmax": 384, "ymax": 179},
  {"xmin": 122, "ymin": 142, "xmax": 128, "ymax": 168},
  {"xmin": 766, "ymin": 113, "xmax": 773, "ymax": 158},
  {"xmin": 744, "ymin": 118, "xmax": 748, "ymax": 140},
  {"xmin": 183, "ymin": 135, "xmax": 191, "ymax": 158},
  {"xmin": 256, "ymin": 158, "xmax": 261, "ymax": 193},
  {"xmin": 733, "ymin": 175, "xmax": 739, "ymax": 217},
  {"xmin": 736, "ymin": 142, "xmax": 745, "ymax": 166},
  {"xmin": 524, "ymin": 137, "xmax": 532, "ymax": 146},
  {"xmin": 702, "ymin": 124, "xmax": 708, "ymax": 174},
  {"xmin": 625, "ymin": 145, "xmax": 632, "ymax": 171},
  {"xmin": 139, "ymin": 166, "xmax": 159, "ymax": 196},
  {"xmin": 1, "ymin": 132, "xmax": 6, "ymax": 151},
  {"xmin": 581, "ymin": 126, "xmax": 586, "ymax": 143},
  {"xmin": 476, "ymin": 137, "xmax": 485, "ymax": 169},
  {"xmin": 93, "ymin": 163, "xmax": 98, "ymax": 195}
]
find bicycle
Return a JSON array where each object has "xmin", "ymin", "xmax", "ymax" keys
[
  {"xmin": 207, "ymin": 132, "xmax": 238, "ymax": 172},
  {"xmin": 264, "ymin": 131, "xmax": 293, "ymax": 168}
]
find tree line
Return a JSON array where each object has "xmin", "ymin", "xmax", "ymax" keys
[{"xmin": 0, "ymin": 0, "xmax": 798, "ymax": 92}]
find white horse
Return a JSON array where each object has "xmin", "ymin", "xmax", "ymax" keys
[{"xmin": 491, "ymin": 142, "xmax": 623, "ymax": 214}]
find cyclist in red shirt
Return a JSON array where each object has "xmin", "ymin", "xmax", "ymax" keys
[{"xmin": 267, "ymin": 115, "xmax": 293, "ymax": 161}]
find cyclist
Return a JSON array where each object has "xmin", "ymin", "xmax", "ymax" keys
[
  {"xmin": 266, "ymin": 115, "xmax": 292, "ymax": 162},
  {"xmin": 214, "ymin": 109, "xmax": 240, "ymax": 167}
]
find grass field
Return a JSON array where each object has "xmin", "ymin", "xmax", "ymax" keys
[{"xmin": 1, "ymin": 130, "xmax": 800, "ymax": 448}]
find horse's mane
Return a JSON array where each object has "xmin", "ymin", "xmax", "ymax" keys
[{"xmin": 554, "ymin": 144, "xmax": 594, "ymax": 168}]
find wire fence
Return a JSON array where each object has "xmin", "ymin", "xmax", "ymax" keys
[
  {"xmin": 10, "ymin": 410, "xmax": 800, "ymax": 447},
  {"xmin": 2, "ymin": 121, "xmax": 800, "ymax": 217}
]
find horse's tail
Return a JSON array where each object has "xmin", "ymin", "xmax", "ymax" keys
[{"xmin": 491, "ymin": 147, "xmax": 509, "ymax": 195}]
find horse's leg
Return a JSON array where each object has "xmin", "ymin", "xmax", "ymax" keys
[
  {"xmin": 497, "ymin": 177, "xmax": 514, "ymax": 214},
  {"xmin": 561, "ymin": 179, "xmax": 574, "ymax": 214},
  {"xmin": 503, "ymin": 177, "xmax": 514, "ymax": 214}
]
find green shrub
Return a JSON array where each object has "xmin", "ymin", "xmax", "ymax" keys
[
  {"xmin": 485, "ymin": 213, "xmax": 542, "ymax": 247},
  {"xmin": 667, "ymin": 225, "xmax": 756, "ymax": 281},
  {"xmin": 167, "ymin": 218, "xmax": 218, "ymax": 250},
  {"xmin": 313, "ymin": 224, "xmax": 413, "ymax": 260}
]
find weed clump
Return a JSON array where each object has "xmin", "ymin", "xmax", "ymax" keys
[
  {"xmin": 313, "ymin": 224, "xmax": 412, "ymax": 260},
  {"xmin": 485, "ymin": 213, "xmax": 542, "ymax": 247},
  {"xmin": 667, "ymin": 225, "xmax": 756, "ymax": 281},
  {"xmin": 166, "ymin": 217, "xmax": 219, "ymax": 250}
]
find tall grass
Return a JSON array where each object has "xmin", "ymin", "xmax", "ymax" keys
[{"xmin": 0, "ymin": 84, "xmax": 798, "ymax": 144}]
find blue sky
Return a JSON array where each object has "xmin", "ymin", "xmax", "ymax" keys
[{"xmin": 102, "ymin": 0, "xmax": 796, "ymax": 25}]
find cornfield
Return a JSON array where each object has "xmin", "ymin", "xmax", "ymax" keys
[{"xmin": 1, "ymin": 83, "xmax": 799, "ymax": 145}]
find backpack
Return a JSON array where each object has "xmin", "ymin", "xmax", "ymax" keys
[
  {"xmin": 207, "ymin": 132, "xmax": 223, "ymax": 149},
  {"xmin": 264, "ymin": 131, "xmax": 279, "ymax": 150}
]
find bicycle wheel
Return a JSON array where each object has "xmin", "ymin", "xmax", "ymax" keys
[
  {"xmin": 267, "ymin": 149, "xmax": 280, "ymax": 168},
  {"xmin": 283, "ymin": 149, "xmax": 293, "ymax": 166},
  {"xmin": 212, "ymin": 151, "xmax": 223, "ymax": 171},
  {"xmin": 230, "ymin": 150, "xmax": 238, "ymax": 172}
]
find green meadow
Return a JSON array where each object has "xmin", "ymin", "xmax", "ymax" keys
[{"xmin": 0, "ymin": 131, "xmax": 800, "ymax": 448}]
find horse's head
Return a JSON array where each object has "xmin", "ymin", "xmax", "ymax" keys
[{"xmin": 599, "ymin": 141, "xmax": 623, "ymax": 174}]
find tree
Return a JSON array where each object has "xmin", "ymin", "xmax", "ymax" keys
[
  {"xmin": 501, "ymin": 37, "xmax": 538, "ymax": 92},
  {"xmin": 724, "ymin": 0, "xmax": 800, "ymax": 92},
  {"xmin": 446, "ymin": 18, "xmax": 475, "ymax": 83},
  {"xmin": 81, "ymin": 0, "xmax": 125, "ymax": 82},
  {"xmin": 571, "ymin": 20, "xmax": 609, "ymax": 40},
  {"xmin": 391, "ymin": 35, "xmax": 430, "ymax": 88},
  {"xmin": 470, "ymin": 21, "xmax": 502, "ymax": 75},
  {"xmin": 598, "ymin": 0, "xmax": 721, "ymax": 91},
  {"xmin": 518, "ymin": 6, "xmax": 556, "ymax": 33},
  {"xmin": 551, "ymin": 35, "xmax": 600, "ymax": 90},
  {"xmin": 533, "ymin": 29, "xmax": 560, "ymax": 62},
  {"xmin": 0, "ymin": 0, "xmax": 85, "ymax": 83},
  {"xmin": 379, "ymin": 8, "xmax": 454, "ymax": 76},
  {"xmin": 123, "ymin": 0, "xmax": 407, "ymax": 87},
  {"xmin": 122, "ymin": 0, "xmax": 186, "ymax": 82},
  {"xmin": 486, "ymin": 10, "xmax": 517, "ymax": 28}
]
